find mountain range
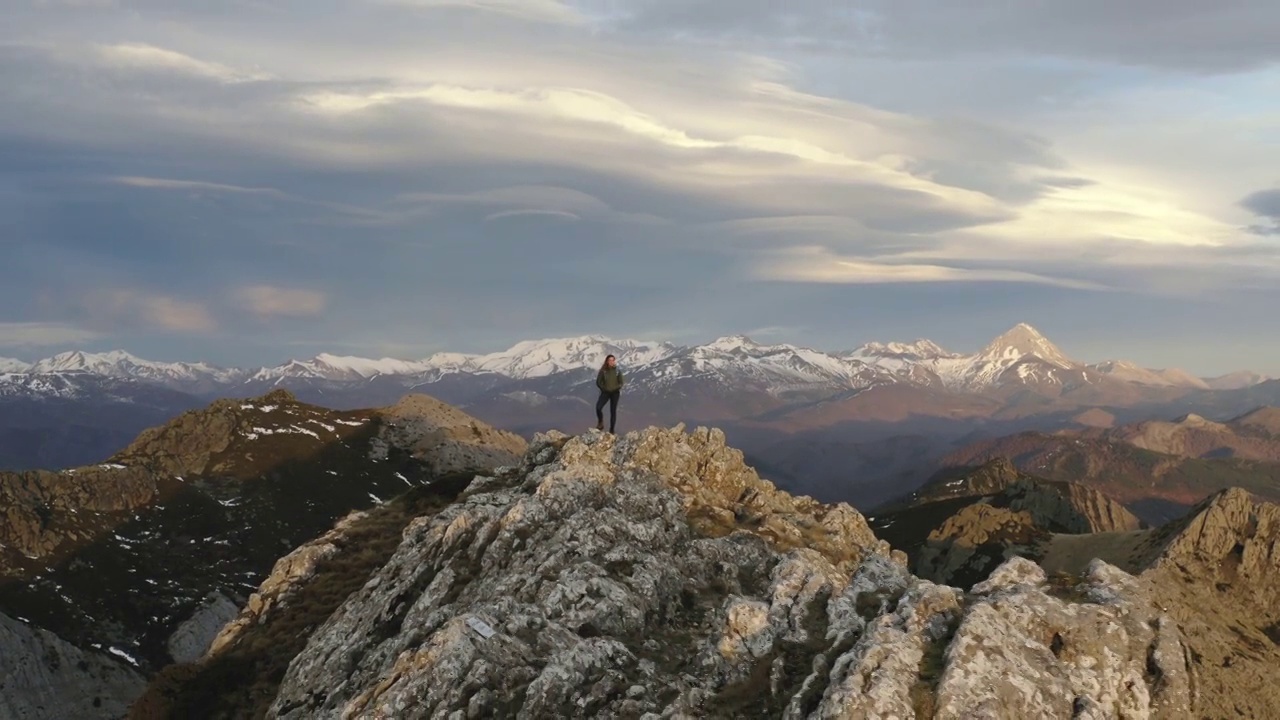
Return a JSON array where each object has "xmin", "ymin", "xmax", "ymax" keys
[
  {"xmin": 5, "ymin": 323, "xmax": 1280, "ymax": 511},
  {"xmin": 1, "ymin": 324, "xmax": 1267, "ymax": 396},
  {"xmin": 5, "ymin": 383, "xmax": 1280, "ymax": 717}
]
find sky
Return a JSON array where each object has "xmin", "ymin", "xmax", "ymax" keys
[{"xmin": 3, "ymin": 0, "xmax": 1280, "ymax": 375}]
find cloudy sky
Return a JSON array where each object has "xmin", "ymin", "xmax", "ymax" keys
[{"xmin": 3, "ymin": 0, "xmax": 1280, "ymax": 374}]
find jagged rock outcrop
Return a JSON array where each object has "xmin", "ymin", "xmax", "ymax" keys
[
  {"xmin": 0, "ymin": 465, "xmax": 159, "ymax": 567},
  {"xmin": 203, "ymin": 509, "xmax": 372, "ymax": 659},
  {"xmin": 371, "ymin": 394, "xmax": 528, "ymax": 478},
  {"xmin": 1147, "ymin": 486, "xmax": 1280, "ymax": 587},
  {"xmin": 1025, "ymin": 486, "xmax": 1280, "ymax": 717},
  {"xmin": 0, "ymin": 610, "xmax": 147, "ymax": 719},
  {"xmin": 1003, "ymin": 477, "xmax": 1143, "ymax": 534},
  {"xmin": 166, "ymin": 593, "xmax": 240, "ymax": 665},
  {"xmin": 936, "ymin": 557, "xmax": 1190, "ymax": 718},
  {"xmin": 264, "ymin": 426, "xmax": 1190, "ymax": 718},
  {"xmin": 873, "ymin": 460, "xmax": 1142, "ymax": 587},
  {"xmin": 914, "ymin": 504, "xmax": 1043, "ymax": 587}
]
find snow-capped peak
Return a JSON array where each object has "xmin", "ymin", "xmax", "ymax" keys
[
  {"xmin": 849, "ymin": 340, "xmax": 953, "ymax": 361},
  {"xmin": 701, "ymin": 335, "xmax": 760, "ymax": 353},
  {"xmin": 0, "ymin": 357, "xmax": 30, "ymax": 373},
  {"xmin": 424, "ymin": 336, "xmax": 681, "ymax": 379},
  {"xmin": 311, "ymin": 354, "xmax": 432, "ymax": 378},
  {"xmin": 27, "ymin": 350, "xmax": 241, "ymax": 385},
  {"xmin": 30, "ymin": 350, "xmax": 145, "ymax": 374},
  {"xmin": 977, "ymin": 323, "xmax": 1074, "ymax": 368}
]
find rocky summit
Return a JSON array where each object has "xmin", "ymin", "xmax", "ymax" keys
[{"xmin": 157, "ymin": 425, "xmax": 1195, "ymax": 719}]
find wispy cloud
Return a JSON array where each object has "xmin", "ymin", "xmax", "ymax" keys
[
  {"xmin": 94, "ymin": 42, "xmax": 272, "ymax": 83},
  {"xmin": 369, "ymin": 0, "xmax": 583, "ymax": 25},
  {"xmin": 752, "ymin": 246, "xmax": 1108, "ymax": 291},
  {"xmin": 234, "ymin": 285, "xmax": 327, "ymax": 319},
  {"xmin": 2, "ymin": 0, "xmax": 1280, "ymax": 373},
  {"xmin": 80, "ymin": 290, "xmax": 217, "ymax": 333},
  {"xmin": 0, "ymin": 322, "xmax": 101, "ymax": 348}
]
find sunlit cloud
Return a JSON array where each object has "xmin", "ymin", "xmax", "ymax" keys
[
  {"xmin": 82, "ymin": 290, "xmax": 217, "ymax": 333},
  {"xmin": 94, "ymin": 43, "xmax": 272, "ymax": 83},
  {"xmin": 0, "ymin": 322, "xmax": 101, "ymax": 348},
  {"xmin": 751, "ymin": 246, "xmax": 1107, "ymax": 291},
  {"xmin": 234, "ymin": 286, "xmax": 327, "ymax": 319}
]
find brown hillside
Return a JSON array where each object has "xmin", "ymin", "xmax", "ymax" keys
[
  {"xmin": 941, "ymin": 431, "xmax": 1280, "ymax": 524},
  {"xmin": 766, "ymin": 384, "xmax": 1004, "ymax": 429},
  {"xmin": 1037, "ymin": 489, "xmax": 1280, "ymax": 718},
  {"xmin": 0, "ymin": 389, "xmax": 527, "ymax": 701}
]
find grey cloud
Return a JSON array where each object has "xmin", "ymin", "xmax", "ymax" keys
[
  {"xmin": 1039, "ymin": 176, "xmax": 1096, "ymax": 190},
  {"xmin": 1242, "ymin": 188, "xmax": 1280, "ymax": 235},
  {"xmin": 597, "ymin": 0, "xmax": 1280, "ymax": 72},
  {"xmin": 1243, "ymin": 189, "xmax": 1280, "ymax": 217}
]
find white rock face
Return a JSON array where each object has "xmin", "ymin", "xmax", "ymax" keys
[
  {"xmin": 0, "ymin": 611, "xmax": 146, "ymax": 720},
  {"xmin": 264, "ymin": 426, "xmax": 1192, "ymax": 719},
  {"xmin": 166, "ymin": 593, "xmax": 240, "ymax": 665}
]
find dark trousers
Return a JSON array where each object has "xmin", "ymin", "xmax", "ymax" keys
[{"xmin": 595, "ymin": 390, "xmax": 619, "ymax": 432}]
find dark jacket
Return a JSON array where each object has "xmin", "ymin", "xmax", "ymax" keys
[{"xmin": 596, "ymin": 367, "xmax": 624, "ymax": 393}]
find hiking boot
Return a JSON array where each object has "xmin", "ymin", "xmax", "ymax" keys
[{"xmin": 596, "ymin": 420, "xmax": 604, "ymax": 431}]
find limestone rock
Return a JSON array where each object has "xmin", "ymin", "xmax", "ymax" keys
[
  {"xmin": 0, "ymin": 465, "xmax": 159, "ymax": 564},
  {"xmin": 205, "ymin": 509, "xmax": 369, "ymax": 658},
  {"xmin": 264, "ymin": 426, "xmax": 1189, "ymax": 719},
  {"xmin": 166, "ymin": 593, "xmax": 240, "ymax": 665},
  {"xmin": 1004, "ymin": 477, "xmax": 1143, "ymax": 534},
  {"xmin": 1149, "ymin": 487, "xmax": 1280, "ymax": 586},
  {"xmin": 370, "ymin": 394, "xmax": 529, "ymax": 478},
  {"xmin": 916, "ymin": 504, "xmax": 1042, "ymax": 586},
  {"xmin": 935, "ymin": 557, "xmax": 1190, "ymax": 719},
  {"xmin": 884, "ymin": 467, "xmax": 1142, "ymax": 588},
  {"xmin": 0, "ymin": 610, "xmax": 146, "ymax": 720}
]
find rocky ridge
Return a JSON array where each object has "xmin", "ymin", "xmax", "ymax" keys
[
  {"xmin": 0, "ymin": 390, "xmax": 528, "ymax": 719},
  {"xmin": 938, "ymin": 431, "xmax": 1280, "ymax": 524},
  {"xmin": 0, "ymin": 610, "xmax": 147, "ymax": 719},
  {"xmin": 204, "ymin": 425, "xmax": 1194, "ymax": 719},
  {"xmin": 869, "ymin": 459, "xmax": 1143, "ymax": 588},
  {"xmin": 1033, "ymin": 487, "xmax": 1280, "ymax": 718}
]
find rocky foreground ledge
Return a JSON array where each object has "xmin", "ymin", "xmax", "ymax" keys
[{"xmin": 232, "ymin": 425, "xmax": 1194, "ymax": 719}]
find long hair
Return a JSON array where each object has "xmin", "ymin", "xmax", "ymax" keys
[{"xmin": 599, "ymin": 354, "xmax": 616, "ymax": 371}]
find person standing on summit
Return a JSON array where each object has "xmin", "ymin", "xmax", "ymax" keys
[{"xmin": 595, "ymin": 354, "xmax": 624, "ymax": 432}]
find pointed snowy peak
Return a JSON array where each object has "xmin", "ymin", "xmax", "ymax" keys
[{"xmin": 978, "ymin": 323, "xmax": 1074, "ymax": 368}]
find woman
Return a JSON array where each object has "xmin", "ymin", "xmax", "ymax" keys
[{"xmin": 595, "ymin": 354, "xmax": 624, "ymax": 433}]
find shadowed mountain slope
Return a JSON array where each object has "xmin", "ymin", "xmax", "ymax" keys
[{"xmin": 0, "ymin": 389, "xmax": 526, "ymax": 718}]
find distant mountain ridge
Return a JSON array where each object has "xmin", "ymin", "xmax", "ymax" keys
[
  {"xmin": 1, "ymin": 323, "xmax": 1266, "ymax": 397},
  {"xmin": 936, "ymin": 408, "xmax": 1280, "ymax": 523},
  {"xmin": 5, "ymin": 324, "xmax": 1277, "ymax": 508}
]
